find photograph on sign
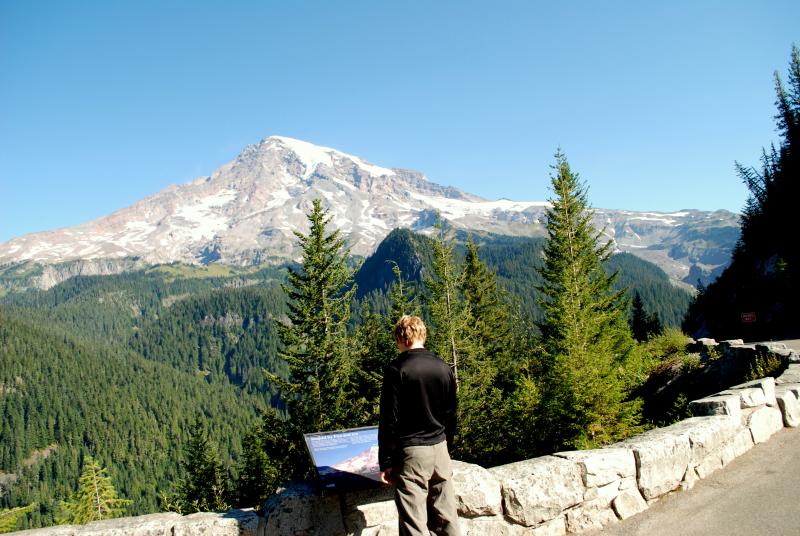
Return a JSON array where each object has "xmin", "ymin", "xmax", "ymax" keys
[{"xmin": 304, "ymin": 426, "xmax": 381, "ymax": 491}]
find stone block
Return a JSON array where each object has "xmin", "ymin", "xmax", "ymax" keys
[
  {"xmin": 342, "ymin": 486, "xmax": 396, "ymax": 533},
  {"xmin": 613, "ymin": 427, "xmax": 691, "ymax": 500},
  {"xmin": 776, "ymin": 382, "xmax": 800, "ymax": 398},
  {"xmin": 172, "ymin": 510, "xmax": 262, "ymax": 536},
  {"xmin": 263, "ymin": 482, "xmax": 346, "ymax": 536},
  {"xmin": 76, "ymin": 513, "xmax": 182, "ymax": 536},
  {"xmin": 775, "ymin": 386, "xmax": 800, "ymax": 427},
  {"xmin": 554, "ymin": 448, "xmax": 636, "ymax": 488},
  {"xmin": 489, "ymin": 456, "xmax": 584, "ymax": 527},
  {"xmin": 612, "ymin": 489, "xmax": 648, "ymax": 520},
  {"xmin": 730, "ymin": 427, "xmax": 755, "ymax": 458},
  {"xmin": 731, "ymin": 377, "xmax": 777, "ymax": 407},
  {"xmin": 10, "ymin": 527, "xmax": 79, "ymax": 535},
  {"xmin": 715, "ymin": 388, "xmax": 766, "ymax": 408},
  {"xmin": 745, "ymin": 406, "xmax": 784, "ymax": 443},
  {"xmin": 777, "ymin": 364, "xmax": 800, "ymax": 384},
  {"xmin": 582, "ymin": 480, "xmax": 621, "ymax": 504},
  {"xmin": 459, "ymin": 516, "xmax": 529, "ymax": 536},
  {"xmin": 670, "ymin": 416, "xmax": 740, "ymax": 464},
  {"xmin": 689, "ymin": 394, "xmax": 742, "ymax": 422},
  {"xmin": 451, "ymin": 460, "xmax": 503, "ymax": 517},
  {"xmin": 564, "ymin": 498, "xmax": 618, "ymax": 533}
]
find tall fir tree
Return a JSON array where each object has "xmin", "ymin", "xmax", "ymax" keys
[
  {"xmin": 425, "ymin": 222, "xmax": 473, "ymax": 384},
  {"xmin": 171, "ymin": 419, "xmax": 229, "ymax": 514},
  {"xmin": 235, "ymin": 429, "xmax": 279, "ymax": 509},
  {"xmin": 450, "ymin": 237, "xmax": 513, "ymax": 465},
  {"xmin": 536, "ymin": 151, "xmax": 641, "ymax": 451},
  {"xmin": 57, "ymin": 456, "xmax": 129, "ymax": 525},
  {"xmin": 269, "ymin": 199, "xmax": 358, "ymax": 433}
]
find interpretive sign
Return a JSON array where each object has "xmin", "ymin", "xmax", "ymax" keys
[{"xmin": 304, "ymin": 425, "xmax": 381, "ymax": 491}]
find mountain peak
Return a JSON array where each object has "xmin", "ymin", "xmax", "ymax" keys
[{"xmin": 256, "ymin": 135, "xmax": 397, "ymax": 179}]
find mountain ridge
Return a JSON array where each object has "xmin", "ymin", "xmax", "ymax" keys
[{"xmin": 0, "ymin": 135, "xmax": 740, "ymax": 289}]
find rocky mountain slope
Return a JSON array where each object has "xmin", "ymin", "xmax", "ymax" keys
[{"xmin": 0, "ymin": 136, "xmax": 739, "ymax": 288}]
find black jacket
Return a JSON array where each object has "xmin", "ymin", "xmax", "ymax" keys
[{"xmin": 378, "ymin": 348, "xmax": 457, "ymax": 470}]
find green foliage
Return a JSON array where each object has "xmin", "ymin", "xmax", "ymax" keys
[
  {"xmin": 131, "ymin": 286, "xmax": 286, "ymax": 395},
  {"xmin": 745, "ymin": 350, "xmax": 785, "ymax": 381},
  {"xmin": 0, "ymin": 503, "xmax": 36, "ymax": 533},
  {"xmin": 630, "ymin": 291, "xmax": 664, "ymax": 341},
  {"xmin": 0, "ymin": 307, "xmax": 261, "ymax": 526},
  {"xmin": 685, "ymin": 46, "xmax": 800, "ymax": 340},
  {"xmin": 536, "ymin": 151, "xmax": 642, "ymax": 451},
  {"xmin": 57, "ymin": 456, "xmax": 130, "ymax": 525},
  {"xmin": 168, "ymin": 420, "xmax": 229, "ymax": 514},
  {"xmin": 425, "ymin": 223, "xmax": 474, "ymax": 382},
  {"xmin": 235, "ymin": 428, "xmax": 279, "ymax": 510},
  {"xmin": 269, "ymin": 199, "xmax": 358, "ymax": 466}
]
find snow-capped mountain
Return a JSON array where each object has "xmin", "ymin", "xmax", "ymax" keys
[{"xmin": 0, "ymin": 136, "xmax": 740, "ymax": 288}]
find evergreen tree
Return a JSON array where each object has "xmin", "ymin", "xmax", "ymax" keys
[
  {"xmin": 425, "ymin": 222, "xmax": 473, "ymax": 384},
  {"xmin": 684, "ymin": 46, "xmax": 800, "ymax": 340},
  {"xmin": 536, "ymin": 151, "xmax": 641, "ymax": 451},
  {"xmin": 171, "ymin": 419, "xmax": 229, "ymax": 513},
  {"xmin": 57, "ymin": 456, "xmax": 130, "ymax": 525},
  {"xmin": 0, "ymin": 503, "xmax": 36, "ymax": 533},
  {"xmin": 235, "ymin": 430, "xmax": 279, "ymax": 509},
  {"xmin": 631, "ymin": 291, "xmax": 663, "ymax": 341},
  {"xmin": 269, "ymin": 199, "xmax": 358, "ymax": 433}
]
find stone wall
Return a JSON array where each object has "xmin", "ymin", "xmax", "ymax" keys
[{"xmin": 13, "ymin": 341, "xmax": 800, "ymax": 536}]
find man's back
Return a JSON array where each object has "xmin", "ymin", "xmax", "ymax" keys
[{"xmin": 381, "ymin": 348, "xmax": 456, "ymax": 453}]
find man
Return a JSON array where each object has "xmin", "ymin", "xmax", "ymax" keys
[{"xmin": 378, "ymin": 315, "xmax": 460, "ymax": 536}]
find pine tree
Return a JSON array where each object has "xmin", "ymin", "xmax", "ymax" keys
[
  {"xmin": 536, "ymin": 151, "xmax": 641, "ymax": 451},
  {"xmin": 0, "ymin": 503, "xmax": 36, "ymax": 533},
  {"xmin": 57, "ymin": 456, "xmax": 129, "ymax": 525},
  {"xmin": 460, "ymin": 237, "xmax": 513, "ymax": 363},
  {"xmin": 172, "ymin": 419, "xmax": 229, "ymax": 513},
  {"xmin": 235, "ymin": 429, "xmax": 279, "ymax": 509},
  {"xmin": 425, "ymin": 222, "xmax": 473, "ymax": 384},
  {"xmin": 269, "ymin": 199, "xmax": 358, "ymax": 433}
]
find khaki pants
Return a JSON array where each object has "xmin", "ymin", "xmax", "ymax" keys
[{"xmin": 393, "ymin": 441, "xmax": 461, "ymax": 536}]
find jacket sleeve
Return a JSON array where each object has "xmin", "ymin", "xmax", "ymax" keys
[{"xmin": 378, "ymin": 364, "xmax": 400, "ymax": 471}]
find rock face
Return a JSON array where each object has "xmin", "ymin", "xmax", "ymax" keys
[{"xmin": 0, "ymin": 136, "xmax": 739, "ymax": 289}]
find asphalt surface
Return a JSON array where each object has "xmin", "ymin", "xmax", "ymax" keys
[{"xmin": 591, "ymin": 426, "xmax": 800, "ymax": 536}]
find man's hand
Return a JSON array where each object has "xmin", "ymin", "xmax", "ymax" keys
[{"xmin": 379, "ymin": 468, "xmax": 395, "ymax": 486}]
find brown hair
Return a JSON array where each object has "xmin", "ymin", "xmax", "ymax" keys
[{"xmin": 393, "ymin": 315, "xmax": 427, "ymax": 346}]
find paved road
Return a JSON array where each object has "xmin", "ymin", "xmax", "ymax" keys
[{"xmin": 592, "ymin": 426, "xmax": 800, "ymax": 536}]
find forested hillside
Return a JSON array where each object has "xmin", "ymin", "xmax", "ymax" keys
[
  {"xmin": 355, "ymin": 229, "xmax": 692, "ymax": 327},
  {"xmin": 0, "ymin": 308, "xmax": 265, "ymax": 529}
]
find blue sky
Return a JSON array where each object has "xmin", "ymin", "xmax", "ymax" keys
[{"xmin": 1, "ymin": 1, "xmax": 797, "ymax": 243}]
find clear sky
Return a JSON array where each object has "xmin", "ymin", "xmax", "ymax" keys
[{"xmin": 1, "ymin": 1, "xmax": 797, "ymax": 243}]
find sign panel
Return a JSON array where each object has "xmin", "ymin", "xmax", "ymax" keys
[
  {"xmin": 741, "ymin": 312, "xmax": 757, "ymax": 323},
  {"xmin": 304, "ymin": 426, "xmax": 381, "ymax": 491}
]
